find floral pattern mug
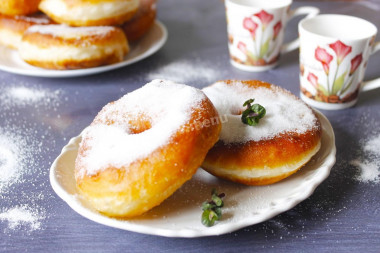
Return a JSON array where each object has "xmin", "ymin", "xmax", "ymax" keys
[
  {"xmin": 299, "ymin": 14, "xmax": 380, "ymax": 110},
  {"xmin": 225, "ymin": 0, "xmax": 319, "ymax": 72}
]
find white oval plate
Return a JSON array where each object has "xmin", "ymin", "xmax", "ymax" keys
[
  {"xmin": 50, "ymin": 110, "xmax": 335, "ymax": 237},
  {"xmin": 0, "ymin": 21, "xmax": 167, "ymax": 78}
]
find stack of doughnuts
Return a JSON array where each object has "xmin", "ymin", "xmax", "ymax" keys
[
  {"xmin": 74, "ymin": 79, "xmax": 322, "ymax": 218},
  {"xmin": 0, "ymin": 0, "xmax": 158, "ymax": 70}
]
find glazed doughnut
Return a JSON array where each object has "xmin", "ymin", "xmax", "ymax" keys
[
  {"xmin": 39, "ymin": 0, "xmax": 139, "ymax": 26},
  {"xmin": 74, "ymin": 79, "xmax": 221, "ymax": 218},
  {"xmin": 121, "ymin": 0, "xmax": 156, "ymax": 41},
  {"xmin": 202, "ymin": 80, "xmax": 322, "ymax": 185},
  {"xmin": 0, "ymin": 0, "xmax": 41, "ymax": 16},
  {"xmin": 0, "ymin": 13, "xmax": 53, "ymax": 49},
  {"xmin": 19, "ymin": 25, "xmax": 129, "ymax": 70}
]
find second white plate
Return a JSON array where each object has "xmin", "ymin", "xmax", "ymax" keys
[
  {"xmin": 50, "ymin": 110, "xmax": 336, "ymax": 237},
  {"xmin": 0, "ymin": 20, "xmax": 167, "ymax": 78}
]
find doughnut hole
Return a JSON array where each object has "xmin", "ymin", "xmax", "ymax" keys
[{"xmin": 128, "ymin": 117, "xmax": 152, "ymax": 134}]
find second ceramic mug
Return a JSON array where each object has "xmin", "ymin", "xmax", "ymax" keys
[
  {"xmin": 225, "ymin": 0, "xmax": 319, "ymax": 72},
  {"xmin": 299, "ymin": 14, "xmax": 380, "ymax": 110}
]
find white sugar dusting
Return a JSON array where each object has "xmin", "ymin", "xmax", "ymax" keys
[
  {"xmin": 0, "ymin": 85, "xmax": 61, "ymax": 108},
  {"xmin": 364, "ymin": 135, "xmax": 380, "ymax": 154},
  {"xmin": 77, "ymin": 79, "xmax": 206, "ymax": 177},
  {"xmin": 0, "ymin": 83, "xmax": 63, "ymax": 233},
  {"xmin": 8, "ymin": 86, "xmax": 46, "ymax": 103},
  {"xmin": 15, "ymin": 14, "xmax": 51, "ymax": 24},
  {"xmin": 0, "ymin": 131, "xmax": 30, "ymax": 192},
  {"xmin": 0, "ymin": 206, "xmax": 44, "ymax": 232},
  {"xmin": 203, "ymin": 81, "xmax": 318, "ymax": 143},
  {"xmin": 27, "ymin": 24, "xmax": 117, "ymax": 38},
  {"xmin": 147, "ymin": 60, "xmax": 219, "ymax": 84},
  {"xmin": 351, "ymin": 134, "xmax": 380, "ymax": 183}
]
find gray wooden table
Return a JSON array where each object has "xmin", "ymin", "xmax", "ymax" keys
[{"xmin": 0, "ymin": 0, "xmax": 379, "ymax": 252}]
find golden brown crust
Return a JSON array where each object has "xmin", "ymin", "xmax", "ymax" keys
[
  {"xmin": 23, "ymin": 27, "xmax": 125, "ymax": 47},
  {"xmin": 42, "ymin": 10, "xmax": 138, "ymax": 27},
  {"xmin": 202, "ymin": 80, "xmax": 322, "ymax": 186},
  {"xmin": 20, "ymin": 26, "xmax": 129, "ymax": 70},
  {"xmin": 204, "ymin": 124, "xmax": 321, "ymax": 169},
  {"xmin": 121, "ymin": 0, "xmax": 156, "ymax": 41},
  {"xmin": 0, "ymin": 0, "xmax": 41, "ymax": 16},
  {"xmin": 0, "ymin": 12, "xmax": 53, "ymax": 49},
  {"xmin": 0, "ymin": 13, "xmax": 53, "ymax": 32},
  {"xmin": 23, "ymin": 53, "xmax": 125, "ymax": 70},
  {"xmin": 75, "ymin": 96, "xmax": 221, "ymax": 218},
  {"xmin": 39, "ymin": 0, "xmax": 139, "ymax": 26}
]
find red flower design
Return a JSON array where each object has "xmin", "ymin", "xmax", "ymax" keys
[
  {"xmin": 273, "ymin": 21, "xmax": 282, "ymax": 40},
  {"xmin": 329, "ymin": 40, "xmax": 352, "ymax": 65},
  {"xmin": 350, "ymin": 54, "xmax": 363, "ymax": 75},
  {"xmin": 254, "ymin": 10, "xmax": 274, "ymax": 28},
  {"xmin": 315, "ymin": 47, "xmax": 333, "ymax": 75},
  {"xmin": 307, "ymin": 73, "xmax": 319, "ymax": 88},
  {"xmin": 243, "ymin": 17, "xmax": 258, "ymax": 39},
  {"xmin": 237, "ymin": 42, "xmax": 247, "ymax": 53}
]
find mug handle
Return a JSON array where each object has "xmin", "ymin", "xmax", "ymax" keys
[
  {"xmin": 281, "ymin": 7, "xmax": 320, "ymax": 54},
  {"xmin": 362, "ymin": 42, "xmax": 380, "ymax": 92}
]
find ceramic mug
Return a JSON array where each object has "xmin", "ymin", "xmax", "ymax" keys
[
  {"xmin": 299, "ymin": 14, "xmax": 380, "ymax": 110},
  {"xmin": 225, "ymin": 0, "xmax": 319, "ymax": 72}
]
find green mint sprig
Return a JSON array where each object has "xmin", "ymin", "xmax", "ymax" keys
[
  {"xmin": 201, "ymin": 189, "xmax": 225, "ymax": 227},
  {"xmin": 241, "ymin": 98, "xmax": 266, "ymax": 126}
]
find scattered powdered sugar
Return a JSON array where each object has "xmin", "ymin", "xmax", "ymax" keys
[
  {"xmin": 364, "ymin": 135, "xmax": 380, "ymax": 154},
  {"xmin": 203, "ymin": 81, "xmax": 318, "ymax": 143},
  {"xmin": 147, "ymin": 59, "xmax": 219, "ymax": 84},
  {"xmin": 0, "ymin": 85, "xmax": 61, "ymax": 108},
  {"xmin": 0, "ymin": 131, "xmax": 30, "ymax": 192},
  {"xmin": 8, "ymin": 86, "xmax": 47, "ymax": 103},
  {"xmin": 77, "ymin": 79, "xmax": 206, "ymax": 177},
  {"xmin": 350, "ymin": 160, "xmax": 379, "ymax": 183},
  {"xmin": 350, "ymin": 134, "xmax": 380, "ymax": 183},
  {"xmin": 0, "ymin": 206, "xmax": 44, "ymax": 232},
  {"xmin": 0, "ymin": 83, "xmax": 63, "ymax": 233}
]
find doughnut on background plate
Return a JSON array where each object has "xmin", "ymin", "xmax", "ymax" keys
[
  {"xmin": 0, "ymin": 20, "xmax": 167, "ymax": 77},
  {"xmin": 39, "ymin": 0, "xmax": 139, "ymax": 26},
  {"xmin": 0, "ymin": 0, "xmax": 41, "ymax": 16},
  {"xmin": 19, "ymin": 25, "xmax": 129, "ymax": 70},
  {"xmin": 121, "ymin": 0, "xmax": 157, "ymax": 41},
  {"xmin": 0, "ymin": 12, "xmax": 54, "ymax": 50},
  {"xmin": 50, "ymin": 110, "xmax": 336, "ymax": 237}
]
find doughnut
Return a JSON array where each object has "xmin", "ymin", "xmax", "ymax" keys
[
  {"xmin": 0, "ymin": 0, "xmax": 41, "ymax": 16},
  {"xmin": 121, "ymin": 0, "xmax": 156, "ymax": 41},
  {"xmin": 39, "ymin": 0, "xmax": 139, "ymax": 26},
  {"xmin": 74, "ymin": 79, "xmax": 221, "ymax": 218},
  {"xmin": 202, "ymin": 80, "xmax": 322, "ymax": 185},
  {"xmin": 19, "ymin": 25, "xmax": 129, "ymax": 70},
  {"xmin": 0, "ymin": 13, "xmax": 53, "ymax": 49}
]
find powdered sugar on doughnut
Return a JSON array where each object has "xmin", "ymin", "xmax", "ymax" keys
[
  {"xmin": 76, "ymin": 79, "xmax": 206, "ymax": 177},
  {"xmin": 203, "ymin": 80, "xmax": 318, "ymax": 143},
  {"xmin": 15, "ymin": 15, "xmax": 51, "ymax": 24},
  {"xmin": 26, "ymin": 24, "xmax": 117, "ymax": 38}
]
